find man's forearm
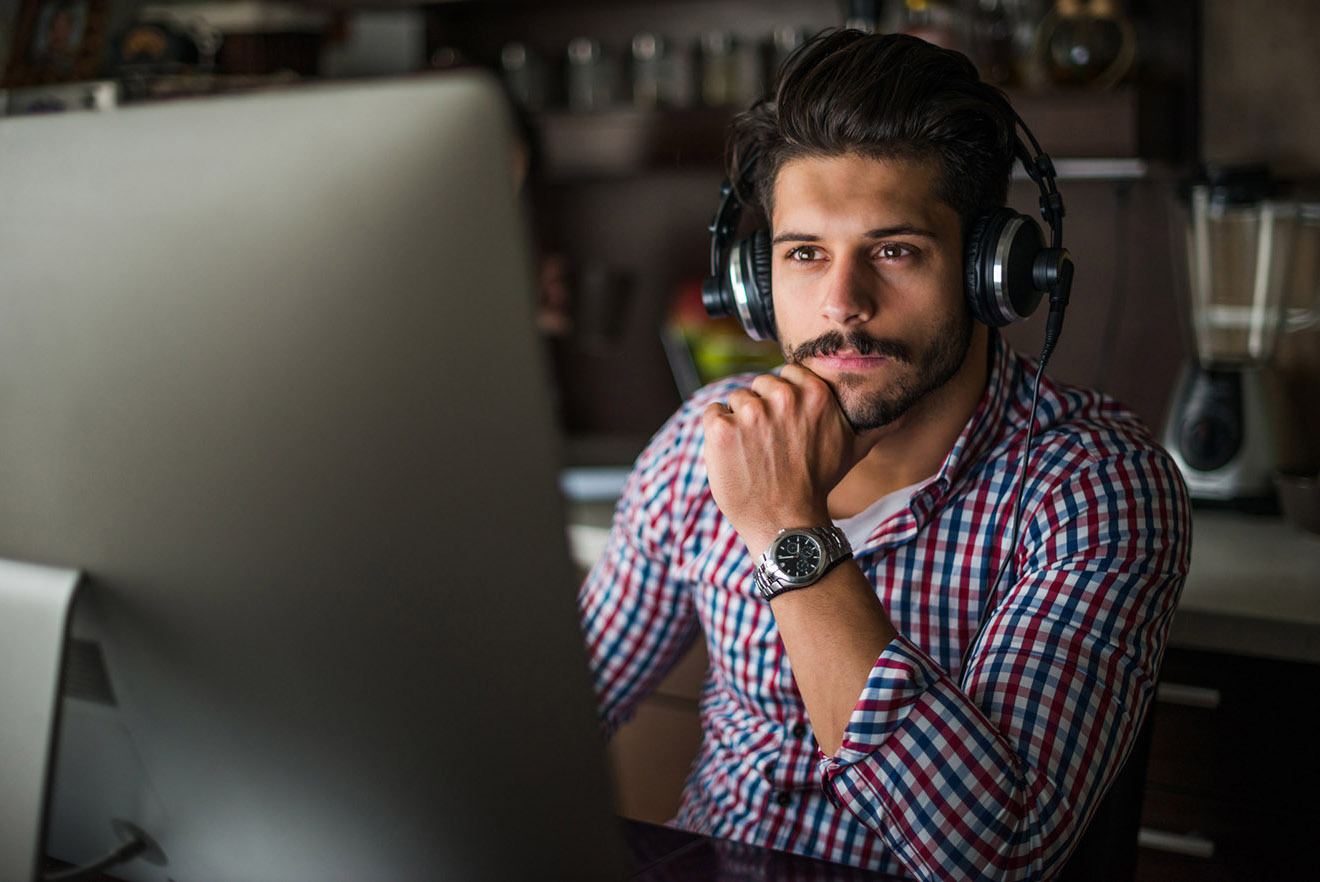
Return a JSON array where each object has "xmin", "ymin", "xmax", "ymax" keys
[{"xmin": 768, "ymin": 561, "xmax": 898, "ymax": 756}]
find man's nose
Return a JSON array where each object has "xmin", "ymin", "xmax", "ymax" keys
[{"xmin": 819, "ymin": 255, "xmax": 876, "ymax": 326}]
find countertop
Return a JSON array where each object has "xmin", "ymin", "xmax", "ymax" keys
[{"xmin": 1171, "ymin": 508, "xmax": 1320, "ymax": 665}]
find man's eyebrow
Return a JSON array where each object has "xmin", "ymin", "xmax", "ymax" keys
[{"xmin": 770, "ymin": 225, "xmax": 940, "ymax": 246}]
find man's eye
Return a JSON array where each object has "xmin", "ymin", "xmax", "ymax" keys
[
  {"xmin": 876, "ymin": 243, "xmax": 911, "ymax": 260},
  {"xmin": 786, "ymin": 246, "xmax": 822, "ymax": 262}
]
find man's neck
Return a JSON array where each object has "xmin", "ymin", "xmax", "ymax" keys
[{"xmin": 827, "ymin": 326, "xmax": 991, "ymax": 520}]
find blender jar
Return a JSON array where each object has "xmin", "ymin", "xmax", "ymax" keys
[{"xmin": 1186, "ymin": 181, "xmax": 1297, "ymax": 368}]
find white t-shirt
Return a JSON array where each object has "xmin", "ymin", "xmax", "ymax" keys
[{"xmin": 833, "ymin": 475, "xmax": 937, "ymax": 550}]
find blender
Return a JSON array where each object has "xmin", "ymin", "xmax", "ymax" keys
[{"xmin": 1162, "ymin": 166, "xmax": 1303, "ymax": 503}]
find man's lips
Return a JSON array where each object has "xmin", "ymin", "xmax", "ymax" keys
[
  {"xmin": 808, "ymin": 352, "xmax": 893, "ymax": 371},
  {"xmin": 787, "ymin": 331, "xmax": 910, "ymax": 367}
]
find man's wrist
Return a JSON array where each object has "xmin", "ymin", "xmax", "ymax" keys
[{"xmin": 742, "ymin": 508, "xmax": 833, "ymax": 558}]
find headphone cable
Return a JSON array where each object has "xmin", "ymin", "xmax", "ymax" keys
[{"xmin": 963, "ymin": 344, "xmax": 1050, "ymax": 674}]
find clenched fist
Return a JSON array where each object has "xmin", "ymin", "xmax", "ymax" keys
[{"xmin": 702, "ymin": 364, "xmax": 876, "ymax": 556}]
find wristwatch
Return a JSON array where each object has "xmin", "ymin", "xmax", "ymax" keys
[{"xmin": 753, "ymin": 526, "xmax": 853, "ymax": 601}]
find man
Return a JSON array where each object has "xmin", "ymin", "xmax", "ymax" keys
[{"xmin": 578, "ymin": 30, "xmax": 1189, "ymax": 881}]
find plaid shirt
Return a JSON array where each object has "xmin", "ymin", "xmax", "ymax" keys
[{"xmin": 579, "ymin": 332, "xmax": 1189, "ymax": 881}]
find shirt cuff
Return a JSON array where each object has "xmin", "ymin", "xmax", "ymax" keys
[{"xmin": 818, "ymin": 634, "xmax": 943, "ymax": 790}]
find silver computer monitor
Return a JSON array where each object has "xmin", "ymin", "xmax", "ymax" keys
[{"xmin": 0, "ymin": 73, "xmax": 624, "ymax": 881}]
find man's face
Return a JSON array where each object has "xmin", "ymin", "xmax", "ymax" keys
[{"xmin": 770, "ymin": 153, "xmax": 974, "ymax": 433}]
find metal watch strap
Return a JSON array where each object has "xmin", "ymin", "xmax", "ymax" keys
[{"xmin": 753, "ymin": 525, "xmax": 853, "ymax": 601}]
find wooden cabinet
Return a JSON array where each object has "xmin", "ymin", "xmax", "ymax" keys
[{"xmin": 1135, "ymin": 647, "xmax": 1320, "ymax": 881}]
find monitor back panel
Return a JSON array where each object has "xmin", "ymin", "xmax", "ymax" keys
[{"xmin": 0, "ymin": 75, "xmax": 624, "ymax": 882}]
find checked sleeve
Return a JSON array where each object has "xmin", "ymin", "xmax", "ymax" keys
[{"xmin": 576, "ymin": 401, "xmax": 706, "ymax": 737}]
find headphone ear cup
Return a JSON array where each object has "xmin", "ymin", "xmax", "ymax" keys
[
  {"xmin": 727, "ymin": 228, "xmax": 777, "ymax": 341},
  {"xmin": 964, "ymin": 213, "xmax": 996, "ymax": 325},
  {"xmin": 746, "ymin": 228, "xmax": 775, "ymax": 339},
  {"xmin": 965, "ymin": 207, "xmax": 1046, "ymax": 327}
]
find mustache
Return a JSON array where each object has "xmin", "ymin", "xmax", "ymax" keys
[{"xmin": 785, "ymin": 330, "xmax": 911, "ymax": 365}]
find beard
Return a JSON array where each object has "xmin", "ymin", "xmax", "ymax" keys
[{"xmin": 782, "ymin": 310, "xmax": 974, "ymax": 433}]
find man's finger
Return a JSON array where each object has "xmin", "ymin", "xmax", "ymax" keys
[
  {"xmin": 724, "ymin": 387, "xmax": 766, "ymax": 414},
  {"xmin": 749, "ymin": 373, "xmax": 796, "ymax": 407}
]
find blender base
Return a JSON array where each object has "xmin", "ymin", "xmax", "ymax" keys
[{"xmin": 1162, "ymin": 363, "xmax": 1280, "ymax": 504}]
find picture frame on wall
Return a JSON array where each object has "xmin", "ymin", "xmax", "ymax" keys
[{"xmin": 2, "ymin": 0, "xmax": 109, "ymax": 87}]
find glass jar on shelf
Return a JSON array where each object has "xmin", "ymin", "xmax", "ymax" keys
[
  {"xmin": 968, "ymin": 0, "xmax": 1046, "ymax": 86},
  {"xmin": 699, "ymin": 30, "xmax": 747, "ymax": 108},
  {"xmin": 630, "ymin": 32, "xmax": 684, "ymax": 110},
  {"xmin": 1033, "ymin": 0, "xmax": 1136, "ymax": 89},
  {"xmin": 566, "ymin": 36, "xmax": 613, "ymax": 113}
]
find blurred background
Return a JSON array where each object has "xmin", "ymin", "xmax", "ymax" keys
[{"xmin": 4, "ymin": 0, "xmax": 1315, "ymax": 484}]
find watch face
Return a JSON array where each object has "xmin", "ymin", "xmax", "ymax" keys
[{"xmin": 773, "ymin": 533, "xmax": 823, "ymax": 581}]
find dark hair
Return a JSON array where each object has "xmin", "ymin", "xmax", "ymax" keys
[{"xmin": 728, "ymin": 30, "xmax": 1018, "ymax": 233}]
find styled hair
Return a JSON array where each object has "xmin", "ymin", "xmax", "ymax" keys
[{"xmin": 728, "ymin": 30, "xmax": 1018, "ymax": 233}]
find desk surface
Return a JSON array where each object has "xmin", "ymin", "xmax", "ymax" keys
[
  {"xmin": 46, "ymin": 821, "xmax": 905, "ymax": 881},
  {"xmin": 624, "ymin": 819, "xmax": 904, "ymax": 881}
]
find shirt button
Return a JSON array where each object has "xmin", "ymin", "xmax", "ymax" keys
[
  {"xmin": 775, "ymin": 791, "xmax": 793, "ymax": 807},
  {"xmin": 791, "ymin": 722, "xmax": 808, "ymax": 738}
]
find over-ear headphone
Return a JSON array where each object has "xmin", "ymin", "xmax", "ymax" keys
[{"xmin": 701, "ymin": 113, "xmax": 1074, "ymax": 354}]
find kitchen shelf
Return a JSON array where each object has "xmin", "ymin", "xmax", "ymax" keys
[{"xmin": 1026, "ymin": 158, "xmax": 1149, "ymax": 181}]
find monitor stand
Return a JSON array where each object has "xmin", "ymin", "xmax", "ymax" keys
[{"xmin": 0, "ymin": 559, "xmax": 81, "ymax": 882}]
